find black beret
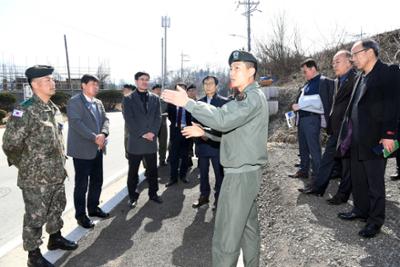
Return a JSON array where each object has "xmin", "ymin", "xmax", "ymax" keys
[
  {"xmin": 25, "ymin": 65, "xmax": 54, "ymax": 80},
  {"xmin": 228, "ymin": 50, "xmax": 257, "ymax": 68}
]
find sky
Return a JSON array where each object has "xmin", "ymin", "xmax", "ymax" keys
[{"xmin": 0, "ymin": 0, "xmax": 399, "ymax": 84}]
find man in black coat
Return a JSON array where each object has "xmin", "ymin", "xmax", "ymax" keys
[
  {"xmin": 122, "ymin": 72, "xmax": 162, "ymax": 208},
  {"xmin": 299, "ymin": 50, "xmax": 355, "ymax": 206},
  {"xmin": 166, "ymin": 83, "xmax": 193, "ymax": 187},
  {"xmin": 151, "ymin": 84, "xmax": 168, "ymax": 166},
  {"xmin": 192, "ymin": 76, "xmax": 229, "ymax": 210},
  {"xmin": 337, "ymin": 39, "xmax": 400, "ymax": 238}
]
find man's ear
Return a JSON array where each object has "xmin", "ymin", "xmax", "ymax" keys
[{"xmin": 248, "ymin": 67, "xmax": 256, "ymax": 78}]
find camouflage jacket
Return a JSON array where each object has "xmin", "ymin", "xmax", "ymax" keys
[{"xmin": 2, "ymin": 94, "xmax": 67, "ymax": 188}]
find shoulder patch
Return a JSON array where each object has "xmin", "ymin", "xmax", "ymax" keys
[
  {"xmin": 235, "ymin": 92, "xmax": 247, "ymax": 101},
  {"xmin": 12, "ymin": 109, "xmax": 24, "ymax": 117},
  {"xmin": 20, "ymin": 98, "xmax": 33, "ymax": 108}
]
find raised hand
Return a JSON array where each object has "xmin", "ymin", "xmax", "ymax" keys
[{"xmin": 161, "ymin": 86, "xmax": 189, "ymax": 107}]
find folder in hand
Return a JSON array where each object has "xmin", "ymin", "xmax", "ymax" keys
[{"xmin": 372, "ymin": 140, "xmax": 399, "ymax": 158}]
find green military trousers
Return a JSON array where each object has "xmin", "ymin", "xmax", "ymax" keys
[
  {"xmin": 212, "ymin": 168, "xmax": 261, "ymax": 267},
  {"xmin": 22, "ymin": 184, "xmax": 66, "ymax": 251}
]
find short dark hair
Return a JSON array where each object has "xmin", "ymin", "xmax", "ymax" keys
[
  {"xmin": 152, "ymin": 84, "xmax": 162, "ymax": 90},
  {"xmin": 187, "ymin": 84, "xmax": 197, "ymax": 90},
  {"xmin": 123, "ymin": 84, "xmax": 136, "ymax": 90},
  {"xmin": 134, "ymin": 72, "xmax": 150, "ymax": 81},
  {"xmin": 244, "ymin": 62, "xmax": 257, "ymax": 78},
  {"xmin": 81, "ymin": 74, "xmax": 99, "ymax": 85},
  {"xmin": 361, "ymin": 39, "xmax": 380, "ymax": 57},
  {"xmin": 300, "ymin": 58, "xmax": 319, "ymax": 71},
  {"xmin": 202, "ymin": 76, "xmax": 219, "ymax": 86},
  {"xmin": 175, "ymin": 83, "xmax": 187, "ymax": 90}
]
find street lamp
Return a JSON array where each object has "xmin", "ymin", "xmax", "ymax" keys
[
  {"xmin": 229, "ymin": 33, "xmax": 246, "ymax": 39},
  {"xmin": 229, "ymin": 34, "xmax": 247, "ymax": 51}
]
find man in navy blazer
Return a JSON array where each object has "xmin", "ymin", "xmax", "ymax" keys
[
  {"xmin": 67, "ymin": 74, "xmax": 110, "ymax": 229},
  {"xmin": 192, "ymin": 76, "xmax": 229, "ymax": 210},
  {"xmin": 166, "ymin": 83, "xmax": 193, "ymax": 187},
  {"xmin": 290, "ymin": 59, "xmax": 334, "ymax": 181}
]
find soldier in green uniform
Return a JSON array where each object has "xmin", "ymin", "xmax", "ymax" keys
[
  {"xmin": 2, "ymin": 65, "xmax": 78, "ymax": 267},
  {"xmin": 162, "ymin": 51, "xmax": 269, "ymax": 267}
]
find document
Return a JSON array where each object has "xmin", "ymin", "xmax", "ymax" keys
[{"xmin": 285, "ymin": 111, "xmax": 296, "ymax": 128}]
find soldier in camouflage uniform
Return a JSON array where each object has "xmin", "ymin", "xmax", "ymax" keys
[{"xmin": 2, "ymin": 65, "xmax": 78, "ymax": 267}]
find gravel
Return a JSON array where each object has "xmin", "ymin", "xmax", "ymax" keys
[{"xmin": 257, "ymin": 142, "xmax": 400, "ymax": 267}]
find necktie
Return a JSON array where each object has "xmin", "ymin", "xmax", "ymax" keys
[
  {"xmin": 89, "ymin": 102, "xmax": 101, "ymax": 132},
  {"xmin": 177, "ymin": 107, "xmax": 183, "ymax": 129}
]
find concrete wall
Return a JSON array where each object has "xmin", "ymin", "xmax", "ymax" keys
[{"xmin": 260, "ymin": 86, "xmax": 279, "ymax": 115}]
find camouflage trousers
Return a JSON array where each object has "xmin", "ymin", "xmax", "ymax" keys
[{"xmin": 22, "ymin": 183, "xmax": 66, "ymax": 251}]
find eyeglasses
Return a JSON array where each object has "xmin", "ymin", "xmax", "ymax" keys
[{"xmin": 351, "ymin": 48, "xmax": 368, "ymax": 58}]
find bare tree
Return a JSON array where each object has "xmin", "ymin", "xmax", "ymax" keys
[
  {"xmin": 96, "ymin": 63, "xmax": 110, "ymax": 89},
  {"xmin": 375, "ymin": 29, "xmax": 400, "ymax": 64},
  {"xmin": 256, "ymin": 12, "xmax": 305, "ymax": 83}
]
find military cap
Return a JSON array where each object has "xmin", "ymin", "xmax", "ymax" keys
[
  {"xmin": 25, "ymin": 65, "xmax": 54, "ymax": 80},
  {"xmin": 228, "ymin": 50, "xmax": 257, "ymax": 69}
]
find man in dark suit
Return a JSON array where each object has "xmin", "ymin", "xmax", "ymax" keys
[
  {"xmin": 122, "ymin": 84, "xmax": 136, "ymax": 159},
  {"xmin": 122, "ymin": 72, "xmax": 162, "ymax": 208},
  {"xmin": 166, "ymin": 83, "xmax": 192, "ymax": 187},
  {"xmin": 337, "ymin": 39, "xmax": 400, "ymax": 238},
  {"xmin": 67, "ymin": 74, "xmax": 110, "ymax": 229},
  {"xmin": 186, "ymin": 84, "xmax": 198, "ymax": 168},
  {"xmin": 290, "ymin": 59, "xmax": 334, "ymax": 181},
  {"xmin": 192, "ymin": 76, "xmax": 228, "ymax": 210},
  {"xmin": 299, "ymin": 50, "xmax": 355, "ymax": 205},
  {"xmin": 152, "ymin": 84, "xmax": 168, "ymax": 166}
]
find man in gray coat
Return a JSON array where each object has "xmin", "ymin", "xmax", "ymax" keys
[
  {"xmin": 67, "ymin": 74, "xmax": 110, "ymax": 229},
  {"xmin": 122, "ymin": 72, "xmax": 162, "ymax": 208}
]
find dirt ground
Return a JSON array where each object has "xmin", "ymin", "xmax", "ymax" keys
[{"xmin": 257, "ymin": 142, "xmax": 400, "ymax": 267}]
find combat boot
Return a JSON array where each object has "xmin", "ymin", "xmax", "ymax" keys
[
  {"xmin": 47, "ymin": 231, "xmax": 78, "ymax": 251},
  {"xmin": 27, "ymin": 248, "xmax": 54, "ymax": 267}
]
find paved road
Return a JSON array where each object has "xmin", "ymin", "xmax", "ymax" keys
[{"xmin": 0, "ymin": 112, "xmax": 128, "ymax": 249}]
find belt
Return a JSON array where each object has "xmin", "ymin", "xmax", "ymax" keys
[{"xmin": 299, "ymin": 110, "xmax": 320, "ymax": 118}]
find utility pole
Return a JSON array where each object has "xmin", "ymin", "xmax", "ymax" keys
[
  {"xmin": 64, "ymin": 34, "xmax": 72, "ymax": 90},
  {"xmin": 359, "ymin": 28, "xmax": 365, "ymax": 39},
  {"xmin": 349, "ymin": 28, "xmax": 367, "ymax": 41},
  {"xmin": 180, "ymin": 52, "xmax": 190, "ymax": 80},
  {"xmin": 237, "ymin": 0, "xmax": 260, "ymax": 52},
  {"xmin": 161, "ymin": 16, "xmax": 170, "ymax": 89},
  {"xmin": 161, "ymin": 37, "xmax": 164, "ymax": 85}
]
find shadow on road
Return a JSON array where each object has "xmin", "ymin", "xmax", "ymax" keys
[{"xmin": 57, "ymin": 164, "xmax": 209, "ymax": 267}]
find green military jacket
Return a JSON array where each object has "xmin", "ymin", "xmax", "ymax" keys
[
  {"xmin": 185, "ymin": 82, "xmax": 269, "ymax": 173},
  {"xmin": 2, "ymin": 94, "xmax": 67, "ymax": 188}
]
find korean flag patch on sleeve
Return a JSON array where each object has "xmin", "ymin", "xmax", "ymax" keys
[{"xmin": 12, "ymin": 109, "xmax": 24, "ymax": 117}]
